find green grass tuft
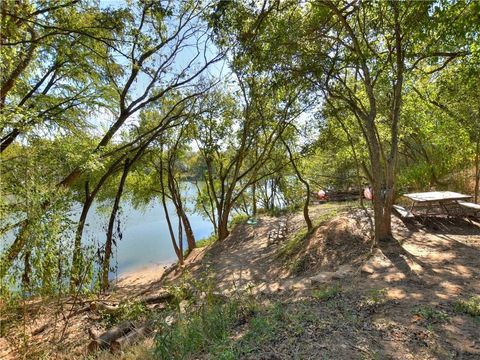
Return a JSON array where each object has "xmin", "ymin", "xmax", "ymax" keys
[
  {"xmin": 413, "ymin": 306, "xmax": 449, "ymax": 324},
  {"xmin": 453, "ymin": 296, "xmax": 480, "ymax": 317},
  {"xmin": 312, "ymin": 284, "xmax": 342, "ymax": 301}
]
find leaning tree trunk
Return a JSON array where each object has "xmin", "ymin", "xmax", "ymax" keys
[
  {"xmin": 166, "ymin": 170, "xmax": 196, "ymax": 252},
  {"xmin": 158, "ymin": 157, "xmax": 183, "ymax": 265},
  {"xmin": 71, "ymin": 160, "xmax": 123, "ymax": 290},
  {"xmin": 101, "ymin": 159, "xmax": 130, "ymax": 291},
  {"xmin": 179, "ymin": 212, "xmax": 195, "ymax": 251}
]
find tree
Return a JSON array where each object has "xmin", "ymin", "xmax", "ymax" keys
[
  {"xmin": 211, "ymin": 0, "xmax": 477, "ymax": 242},
  {"xmin": 193, "ymin": 78, "xmax": 297, "ymax": 240},
  {"xmin": 1, "ymin": 0, "xmax": 222, "ymax": 285}
]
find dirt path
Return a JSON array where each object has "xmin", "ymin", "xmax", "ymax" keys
[
  {"xmin": 189, "ymin": 205, "xmax": 480, "ymax": 359},
  {"xmin": 197, "ymin": 205, "xmax": 336, "ymax": 294}
]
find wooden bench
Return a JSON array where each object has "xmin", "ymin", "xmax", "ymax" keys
[
  {"xmin": 393, "ymin": 204, "xmax": 414, "ymax": 218},
  {"xmin": 457, "ymin": 200, "xmax": 480, "ymax": 217}
]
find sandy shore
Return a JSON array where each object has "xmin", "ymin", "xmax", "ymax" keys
[{"xmin": 113, "ymin": 261, "xmax": 175, "ymax": 290}]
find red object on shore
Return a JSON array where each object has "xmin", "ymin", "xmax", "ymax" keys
[
  {"xmin": 317, "ymin": 190, "xmax": 326, "ymax": 200},
  {"xmin": 363, "ymin": 187, "xmax": 373, "ymax": 200}
]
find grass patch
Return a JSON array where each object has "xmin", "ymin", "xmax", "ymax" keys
[
  {"xmin": 195, "ymin": 214, "xmax": 249, "ymax": 249},
  {"xmin": 312, "ymin": 284, "xmax": 342, "ymax": 301},
  {"xmin": 154, "ymin": 299, "xmax": 246, "ymax": 360},
  {"xmin": 277, "ymin": 226, "xmax": 311, "ymax": 260},
  {"xmin": 154, "ymin": 294, "xmax": 319, "ymax": 360},
  {"xmin": 229, "ymin": 213, "xmax": 250, "ymax": 227},
  {"xmin": 453, "ymin": 296, "xmax": 480, "ymax": 317},
  {"xmin": 362, "ymin": 288, "xmax": 388, "ymax": 306},
  {"xmin": 413, "ymin": 306, "xmax": 449, "ymax": 324}
]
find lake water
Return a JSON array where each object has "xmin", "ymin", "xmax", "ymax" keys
[{"xmin": 80, "ymin": 182, "xmax": 213, "ymax": 276}]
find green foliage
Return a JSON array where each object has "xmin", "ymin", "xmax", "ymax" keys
[
  {"xmin": 413, "ymin": 306, "xmax": 450, "ymax": 324},
  {"xmin": 229, "ymin": 214, "xmax": 250, "ymax": 228},
  {"xmin": 453, "ymin": 296, "xmax": 480, "ymax": 317},
  {"xmin": 154, "ymin": 298, "xmax": 245, "ymax": 360},
  {"xmin": 196, "ymin": 233, "xmax": 218, "ymax": 248},
  {"xmin": 155, "ymin": 271, "xmax": 253, "ymax": 360},
  {"xmin": 312, "ymin": 284, "xmax": 342, "ymax": 301},
  {"xmin": 101, "ymin": 301, "xmax": 150, "ymax": 328},
  {"xmin": 2, "ymin": 0, "xmax": 479, "ymax": 310},
  {"xmin": 363, "ymin": 288, "xmax": 388, "ymax": 306}
]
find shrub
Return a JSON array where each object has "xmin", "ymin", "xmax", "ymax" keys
[
  {"xmin": 196, "ymin": 233, "xmax": 218, "ymax": 248},
  {"xmin": 229, "ymin": 213, "xmax": 249, "ymax": 227}
]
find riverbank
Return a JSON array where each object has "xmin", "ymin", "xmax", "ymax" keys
[{"xmin": 2, "ymin": 203, "xmax": 480, "ymax": 359}]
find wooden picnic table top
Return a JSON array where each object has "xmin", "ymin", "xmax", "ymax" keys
[{"xmin": 403, "ymin": 191, "xmax": 472, "ymax": 203}]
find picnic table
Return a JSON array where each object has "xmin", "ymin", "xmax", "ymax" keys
[{"xmin": 394, "ymin": 191, "xmax": 474, "ymax": 219}]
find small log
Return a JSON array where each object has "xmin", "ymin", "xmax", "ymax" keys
[
  {"xmin": 140, "ymin": 292, "xmax": 174, "ymax": 305},
  {"xmin": 89, "ymin": 301, "xmax": 120, "ymax": 314},
  {"xmin": 110, "ymin": 321, "xmax": 154, "ymax": 353},
  {"xmin": 32, "ymin": 323, "xmax": 49, "ymax": 336},
  {"xmin": 87, "ymin": 320, "xmax": 134, "ymax": 353}
]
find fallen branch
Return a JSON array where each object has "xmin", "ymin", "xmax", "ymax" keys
[
  {"xmin": 87, "ymin": 320, "xmax": 134, "ymax": 353},
  {"xmin": 140, "ymin": 292, "xmax": 174, "ymax": 305},
  {"xmin": 32, "ymin": 323, "xmax": 49, "ymax": 336},
  {"xmin": 110, "ymin": 321, "xmax": 155, "ymax": 353},
  {"xmin": 89, "ymin": 301, "xmax": 120, "ymax": 315}
]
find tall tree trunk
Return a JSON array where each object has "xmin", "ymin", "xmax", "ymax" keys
[
  {"xmin": 282, "ymin": 138, "xmax": 312, "ymax": 231},
  {"xmin": 475, "ymin": 136, "xmax": 480, "ymax": 203},
  {"xmin": 383, "ymin": 4, "xmax": 404, "ymax": 238},
  {"xmin": 217, "ymin": 215, "xmax": 230, "ymax": 241},
  {"xmin": 101, "ymin": 159, "xmax": 130, "ymax": 291},
  {"xmin": 252, "ymin": 182, "xmax": 257, "ymax": 216}
]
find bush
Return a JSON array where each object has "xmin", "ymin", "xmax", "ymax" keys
[
  {"xmin": 229, "ymin": 213, "xmax": 249, "ymax": 227},
  {"xmin": 413, "ymin": 306, "xmax": 449, "ymax": 324},
  {"xmin": 196, "ymin": 233, "xmax": 218, "ymax": 248}
]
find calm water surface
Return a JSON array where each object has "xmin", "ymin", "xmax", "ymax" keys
[{"xmin": 81, "ymin": 183, "xmax": 212, "ymax": 276}]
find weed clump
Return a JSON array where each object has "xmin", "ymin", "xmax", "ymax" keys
[
  {"xmin": 413, "ymin": 306, "xmax": 449, "ymax": 324},
  {"xmin": 453, "ymin": 296, "xmax": 480, "ymax": 317},
  {"xmin": 312, "ymin": 284, "xmax": 342, "ymax": 301}
]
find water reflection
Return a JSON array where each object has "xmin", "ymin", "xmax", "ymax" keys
[{"xmin": 82, "ymin": 183, "xmax": 212, "ymax": 276}]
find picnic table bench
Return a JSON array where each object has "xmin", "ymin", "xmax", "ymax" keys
[
  {"xmin": 457, "ymin": 200, "xmax": 480, "ymax": 216},
  {"xmin": 394, "ymin": 191, "xmax": 477, "ymax": 219}
]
